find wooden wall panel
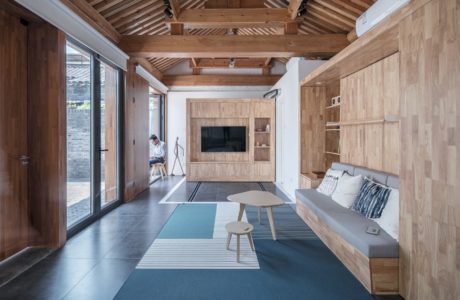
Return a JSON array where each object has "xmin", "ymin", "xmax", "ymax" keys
[
  {"xmin": 340, "ymin": 53, "xmax": 400, "ymax": 175},
  {"xmin": 300, "ymin": 86, "xmax": 326, "ymax": 173},
  {"xmin": 27, "ymin": 22, "xmax": 67, "ymax": 248},
  {"xmin": 399, "ymin": 0, "xmax": 460, "ymax": 298},
  {"xmin": 0, "ymin": 9, "xmax": 30, "ymax": 260},
  {"xmin": 124, "ymin": 61, "xmax": 150, "ymax": 201}
]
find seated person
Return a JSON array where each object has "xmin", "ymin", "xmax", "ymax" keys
[{"xmin": 149, "ymin": 134, "xmax": 166, "ymax": 167}]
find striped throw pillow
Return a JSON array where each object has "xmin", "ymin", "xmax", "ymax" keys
[{"xmin": 351, "ymin": 177, "xmax": 391, "ymax": 219}]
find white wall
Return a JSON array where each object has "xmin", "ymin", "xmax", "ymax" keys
[
  {"xmin": 166, "ymin": 86, "xmax": 271, "ymax": 174},
  {"xmin": 272, "ymin": 58, "xmax": 325, "ymax": 199}
]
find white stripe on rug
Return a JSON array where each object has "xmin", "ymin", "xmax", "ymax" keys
[{"xmin": 137, "ymin": 239, "xmax": 259, "ymax": 269}]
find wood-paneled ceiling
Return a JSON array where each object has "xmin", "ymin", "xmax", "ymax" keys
[{"xmin": 83, "ymin": 0, "xmax": 375, "ymax": 74}]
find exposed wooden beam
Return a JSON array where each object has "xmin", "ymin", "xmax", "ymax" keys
[
  {"xmin": 205, "ymin": 0, "xmax": 265, "ymax": 8},
  {"xmin": 129, "ymin": 57, "xmax": 163, "ymax": 80},
  {"xmin": 169, "ymin": 0, "xmax": 181, "ymax": 22},
  {"xmin": 190, "ymin": 58, "xmax": 199, "ymax": 68},
  {"xmin": 163, "ymin": 75, "xmax": 281, "ymax": 86},
  {"xmin": 284, "ymin": 21, "xmax": 298, "ymax": 34},
  {"xmin": 170, "ymin": 22, "xmax": 184, "ymax": 35},
  {"xmin": 60, "ymin": 0, "xmax": 121, "ymax": 43},
  {"xmin": 347, "ymin": 28, "xmax": 358, "ymax": 42},
  {"xmin": 119, "ymin": 34, "xmax": 349, "ymax": 58},
  {"xmin": 190, "ymin": 58, "xmax": 269, "ymax": 69},
  {"xmin": 287, "ymin": 0, "xmax": 303, "ymax": 20},
  {"xmin": 165, "ymin": 8, "xmax": 300, "ymax": 29}
]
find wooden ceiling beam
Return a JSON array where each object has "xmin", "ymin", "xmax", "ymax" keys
[
  {"xmin": 287, "ymin": 0, "xmax": 303, "ymax": 20},
  {"xmin": 190, "ymin": 58, "xmax": 269, "ymax": 68},
  {"xmin": 60, "ymin": 0, "xmax": 121, "ymax": 43},
  {"xmin": 130, "ymin": 57, "xmax": 163, "ymax": 80},
  {"xmin": 162, "ymin": 75, "xmax": 281, "ymax": 86},
  {"xmin": 119, "ymin": 34, "xmax": 349, "ymax": 58},
  {"xmin": 169, "ymin": 0, "xmax": 181, "ymax": 22},
  {"xmin": 165, "ymin": 8, "xmax": 301, "ymax": 29}
]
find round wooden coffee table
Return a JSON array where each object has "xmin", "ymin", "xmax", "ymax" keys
[{"xmin": 227, "ymin": 191, "xmax": 284, "ymax": 240}]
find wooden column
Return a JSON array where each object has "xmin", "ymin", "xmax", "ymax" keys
[
  {"xmin": 28, "ymin": 22, "xmax": 67, "ymax": 248},
  {"xmin": 124, "ymin": 60, "xmax": 150, "ymax": 201}
]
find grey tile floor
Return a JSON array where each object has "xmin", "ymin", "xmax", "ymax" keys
[{"xmin": 0, "ymin": 177, "xmax": 403, "ymax": 300}]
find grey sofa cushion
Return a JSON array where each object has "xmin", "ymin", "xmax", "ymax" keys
[
  {"xmin": 354, "ymin": 167, "xmax": 387, "ymax": 184},
  {"xmin": 386, "ymin": 175, "xmax": 399, "ymax": 189},
  {"xmin": 296, "ymin": 189, "xmax": 350, "ymax": 220},
  {"xmin": 331, "ymin": 162, "xmax": 355, "ymax": 175},
  {"xmin": 296, "ymin": 189, "xmax": 399, "ymax": 258}
]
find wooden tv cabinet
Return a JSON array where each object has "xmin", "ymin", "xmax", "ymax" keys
[{"xmin": 186, "ymin": 98, "xmax": 275, "ymax": 182}]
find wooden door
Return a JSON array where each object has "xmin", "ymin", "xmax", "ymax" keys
[{"xmin": 0, "ymin": 10, "xmax": 29, "ymax": 260}]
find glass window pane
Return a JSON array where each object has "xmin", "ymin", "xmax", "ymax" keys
[{"xmin": 66, "ymin": 42, "xmax": 92, "ymax": 228}]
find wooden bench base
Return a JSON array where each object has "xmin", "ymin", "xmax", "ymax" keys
[{"xmin": 296, "ymin": 198, "xmax": 399, "ymax": 295}]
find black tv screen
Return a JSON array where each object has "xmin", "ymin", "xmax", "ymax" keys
[{"xmin": 201, "ymin": 126, "xmax": 246, "ymax": 152}]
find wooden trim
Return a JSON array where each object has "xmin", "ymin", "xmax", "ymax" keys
[
  {"xmin": 296, "ymin": 199, "xmax": 399, "ymax": 294},
  {"xmin": 162, "ymin": 75, "xmax": 281, "ymax": 86},
  {"xmin": 166, "ymin": 8, "xmax": 299, "ymax": 29},
  {"xmin": 60, "ymin": 0, "xmax": 121, "ymax": 43},
  {"xmin": 119, "ymin": 34, "xmax": 350, "ymax": 58}
]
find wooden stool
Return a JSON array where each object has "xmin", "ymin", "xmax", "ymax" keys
[
  {"xmin": 151, "ymin": 163, "xmax": 167, "ymax": 180},
  {"xmin": 225, "ymin": 221, "xmax": 255, "ymax": 263}
]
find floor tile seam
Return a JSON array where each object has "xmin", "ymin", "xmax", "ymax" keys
[{"xmin": 58, "ymin": 258, "xmax": 102, "ymax": 300}]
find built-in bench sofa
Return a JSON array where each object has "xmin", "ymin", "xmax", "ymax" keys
[{"xmin": 295, "ymin": 162, "xmax": 399, "ymax": 295}]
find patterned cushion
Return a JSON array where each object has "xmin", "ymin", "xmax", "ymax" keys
[
  {"xmin": 351, "ymin": 177, "xmax": 391, "ymax": 219},
  {"xmin": 317, "ymin": 169, "xmax": 343, "ymax": 196}
]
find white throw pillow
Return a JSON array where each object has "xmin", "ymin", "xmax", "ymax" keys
[
  {"xmin": 376, "ymin": 188, "xmax": 399, "ymax": 241},
  {"xmin": 317, "ymin": 169, "xmax": 343, "ymax": 196},
  {"xmin": 331, "ymin": 173, "xmax": 363, "ymax": 208}
]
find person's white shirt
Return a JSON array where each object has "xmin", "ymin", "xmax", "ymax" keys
[{"xmin": 152, "ymin": 141, "xmax": 166, "ymax": 159}]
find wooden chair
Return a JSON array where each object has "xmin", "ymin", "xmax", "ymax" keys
[{"xmin": 150, "ymin": 163, "xmax": 167, "ymax": 180}]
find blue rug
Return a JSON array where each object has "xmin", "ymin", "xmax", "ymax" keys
[{"xmin": 115, "ymin": 202, "xmax": 373, "ymax": 300}]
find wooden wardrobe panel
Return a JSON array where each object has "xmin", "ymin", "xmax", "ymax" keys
[
  {"xmin": 340, "ymin": 53, "xmax": 400, "ymax": 175},
  {"xmin": 300, "ymin": 87, "xmax": 326, "ymax": 173}
]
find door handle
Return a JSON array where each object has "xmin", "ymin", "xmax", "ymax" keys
[
  {"xmin": 19, "ymin": 155, "xmax": 31, "ymax": 166},
  {"xmin": 100, "ymin": 149, "xmax": 109, "ymax": 152}
]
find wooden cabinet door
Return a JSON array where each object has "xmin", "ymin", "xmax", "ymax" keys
[{"xmin": 0, "ymin": 10, "xmax": 29, "ymax": 260}]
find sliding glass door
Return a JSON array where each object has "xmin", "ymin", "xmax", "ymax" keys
[
  {"xmin": 66, "ymin": 40, "xmax": 122, "ymax": 230},
  {"xmin": 66, "ymin": 43, "xmax": 92, "ymax": 228}
]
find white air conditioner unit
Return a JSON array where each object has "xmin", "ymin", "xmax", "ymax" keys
[{"xmin": 355, "ymin": 0, "xmax": 410, "ymax": 37}]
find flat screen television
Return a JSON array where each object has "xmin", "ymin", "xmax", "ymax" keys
[{"xmin": 201, "ymin": 126, "xmax": 246, "ymax": 152}]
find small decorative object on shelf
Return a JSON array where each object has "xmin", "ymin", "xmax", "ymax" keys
[
  {"xmin": 265, "ymin": 123, "xmax": 270, "ymax": 132},
  {"xmin": 256, "ymin": 141, "xmax": 260, "ymax": 146}
]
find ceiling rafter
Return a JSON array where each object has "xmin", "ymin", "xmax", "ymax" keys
[{"xmin": 77, "ymin": 0, "xmax": 375, "ymax": 73}]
